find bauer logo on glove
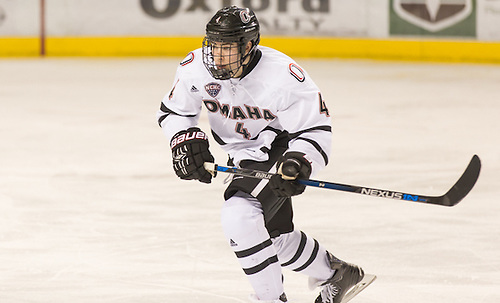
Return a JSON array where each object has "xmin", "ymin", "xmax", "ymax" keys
[{"xmin": 170, "ymin": 130, "xmax": 209, "ymax": 149}]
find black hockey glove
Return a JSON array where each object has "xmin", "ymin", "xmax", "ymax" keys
[
  {"xmin": 269, "ymin": 152, "xmax": 312, "ymax": 197},
  {"xmin": 170, "ymin": 127, "xmax": 215, "ymax": 184}
]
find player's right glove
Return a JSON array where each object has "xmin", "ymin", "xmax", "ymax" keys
[
  {"xmin": 170, "ymin": 127, "xmax": 214, "ymax": 184},
  {"xmin": 269, "ymin": 152, "xmax": 312, "ymax": 197}
]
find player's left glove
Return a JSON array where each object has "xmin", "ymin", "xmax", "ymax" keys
[
  {"xmin": 170, "ymin": 127, "xmax": 214, "ymax": 184},
  {"xmin": 269, "ymin": 152, "xmax": 312, "ymax": 197}
]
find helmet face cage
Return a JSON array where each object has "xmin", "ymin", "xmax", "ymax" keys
[
  {"xmin": 202, "ymin": 6, "xmax": 260, "ymax": 80},
  {"xmin": 202, "ymin": 38, "xmax": 247, "ymax": 80}
]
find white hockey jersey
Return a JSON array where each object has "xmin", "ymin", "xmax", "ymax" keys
[{"xmin": 157, "ymin": 46, "xmax": 332, "ymax": 176}]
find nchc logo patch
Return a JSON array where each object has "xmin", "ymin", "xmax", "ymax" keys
[
  {"xmin": 390, "ymin": 0, "xmax": 476, "ymax": 37},
  {"xmin": 205, "ymin": 82, "xmax": 221, "ymax": 98}
]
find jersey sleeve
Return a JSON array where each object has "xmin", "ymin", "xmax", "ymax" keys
[
  {"xmin": 277, "ymin": 68, "xmax": 332, "ymax": 176},
  {"xmin": 156, "ymin": 58, "xmax": 203, "ymax": 143}
]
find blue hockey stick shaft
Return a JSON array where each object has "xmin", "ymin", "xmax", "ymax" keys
[{"xmin": 204, "ymin": 155, "xmax": 481, "ymax": 207}]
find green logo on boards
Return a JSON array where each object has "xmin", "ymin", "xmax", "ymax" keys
[{"xmin": 390, "ymin": 0, "xmax": 476, "ymax": 37}]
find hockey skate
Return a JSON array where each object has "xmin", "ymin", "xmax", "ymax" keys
[{"xmin": 310, "ymin": 252, "xmax": 376, "ymax": 303}]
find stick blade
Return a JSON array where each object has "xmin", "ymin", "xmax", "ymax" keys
[{"xmin": 431, "ymin": 155, "xmax": 481, "ymax": 207}]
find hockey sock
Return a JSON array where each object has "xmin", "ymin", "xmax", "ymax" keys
[{"xmin": 272, "ymin": 230, "xmax": 335, "ymax": 282}]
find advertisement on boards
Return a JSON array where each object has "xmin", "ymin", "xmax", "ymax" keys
[
  {"xmin": 389, "ymin": 0, "xmax": 477, "ymax": 37},
  {"xmin": 139, "ymin": 0, "xmax": 385, "ymax": 37}
]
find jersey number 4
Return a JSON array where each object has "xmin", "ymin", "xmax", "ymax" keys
[
  {"xmin": 236, "ymin": 122, "xmax": 251, "ymax": 139},
  {"xmin": 319, "ymin": 92, "xmax": 330, "ymax": 117}
]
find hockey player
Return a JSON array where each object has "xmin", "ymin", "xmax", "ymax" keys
[{"xmin": 157, "ymin": 6, "xmax": 366, "ymax": 303}]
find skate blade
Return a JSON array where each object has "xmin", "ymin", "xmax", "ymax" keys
[{"xmin": 340, "ymin": 274, "xmax": 376, "ymax": 303}]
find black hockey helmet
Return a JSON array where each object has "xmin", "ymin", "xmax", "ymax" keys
[{"xmin": 202, "ymin": 6, "xmax": 260, "ymax": 80}]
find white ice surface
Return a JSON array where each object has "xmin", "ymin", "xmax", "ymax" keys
[{"xmin": 0, "ymin": 57, "xmax": 499, "ymax": 303}]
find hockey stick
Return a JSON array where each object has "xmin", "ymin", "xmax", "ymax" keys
[{"xmin": 204, "ymin": 155, "xmax": 481, "ymax": 207}]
